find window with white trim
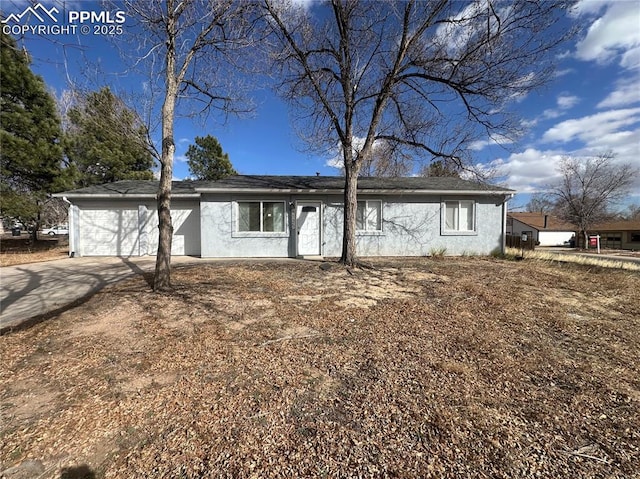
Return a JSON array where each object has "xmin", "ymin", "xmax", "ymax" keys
[
  {"xmin": 356, "ymin": 200, "xmax": 382, "ymax": 231},
  {"xmin": 444, "ymin": 200, "xmax": 475, "ymax": 232},
  {"xmin": 238, "ymin": 201, "xmax": 285, "ymax": 232}
]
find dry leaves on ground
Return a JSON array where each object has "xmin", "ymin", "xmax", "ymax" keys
[{"xmin": 1, "ymin": 257, "xmax": 638, "ymax": 478}]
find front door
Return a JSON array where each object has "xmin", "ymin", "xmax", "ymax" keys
[{"xmin": 296, "ymin": 202, "xmax": 321, "ymax": 256}]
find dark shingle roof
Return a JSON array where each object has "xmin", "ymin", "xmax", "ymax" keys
[
  {"xmin": 56, "ymin": 175, "xmax": 514, "ymax": 198},
  {"xmin": 54, "ymin": 180, "xmax": 201, "ymax": 197},
  {"xmin": 196, "ymin": 175, "xmax": 513, "ymax": 193}
]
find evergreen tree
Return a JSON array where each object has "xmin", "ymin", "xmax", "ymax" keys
[
  {"xmin": 0, "ymin": 32, "xmax": 68, "ymax": 234},
  {"xmin": 64, "ymin": 87, "xmax": 155, "ymax": 187},
  {"xmin": 420, "ymin": 160, "xmax": 461, "ymax": 178},
  {"xmin": 186, "ymin": 135, "xmax": 236, "ymax": 180}
]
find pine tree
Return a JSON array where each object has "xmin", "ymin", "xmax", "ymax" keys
[
  {"xmin": 64, "ymin": 87, "xmax": 155, "ymax": 186},
  {"xmin": 0, "ymin": 32, "xmax": 67, "ymax": 234},
  {"xmin": 186, "ymin": 135, "xmax": 236, "ymax": 181}
]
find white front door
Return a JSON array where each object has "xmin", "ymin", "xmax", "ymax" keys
[{"xmin": 296, "ymin": 202, "xmax": 321, "ymax": 256}]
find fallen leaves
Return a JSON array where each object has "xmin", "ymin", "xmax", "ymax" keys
[{"xmin": 1, "ymin": 258, "xmax": 638, "ymax": 478}]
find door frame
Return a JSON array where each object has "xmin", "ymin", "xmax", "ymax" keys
[{"xmin": 295, "ymin": 200, "xmax": 322, "ymax": 256}]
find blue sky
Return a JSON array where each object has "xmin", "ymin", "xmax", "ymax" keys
[{"xmin": 2, "ymin": 0, "xmax": 639, "ymax": 210}]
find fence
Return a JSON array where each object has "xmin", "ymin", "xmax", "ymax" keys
[{"xmin": 506, "ymin": 234, "xmax": 536, "ymax": 250}]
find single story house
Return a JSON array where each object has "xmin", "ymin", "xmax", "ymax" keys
[
  {"xmin": 507, "ymin": 212, "xmax": 576, "ymax": 246},
  {"xmin": 55, "ymin": 175, "xmax": 515, "ymax": 258},
  {"xmin": 580, "ymin": 220, "xmax": 640, "ymax": 250}
]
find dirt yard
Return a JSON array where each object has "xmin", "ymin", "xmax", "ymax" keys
[
  {"xmin": 1, "ymin": 258, "xmax": 638, "ymax": 478},
  {"xmin": 0, "ymin": 235, "xmax": 68, "ymax": 267}
]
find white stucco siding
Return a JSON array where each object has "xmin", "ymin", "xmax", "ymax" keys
[
  {"xmin": 323, "ymin": 195, "xmax": 504, "ymax": 257},
  {"xmin": 200, "ymin": 195, "xmax": 291, "ymax": 257},
  {"xmin": 146, "ymin": 201, "xmax": 201, "ymax": 256},
  {"xmin": 78, "ymin": 206, "xmax": 140, "ymax": 256},
  {"xmin": 198, "ymin": 193, "xmax": 507, "ymax": 258}
]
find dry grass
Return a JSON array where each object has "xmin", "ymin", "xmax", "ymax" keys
[
  {"xmin": 0, "ymin": 235, "xmax": 68, "ymax": 267},
  {"xmin": 505, "ymin": 247, "xmax": 640, "ymax": 272},
  {"xmin": 1, "ymin": 258, "xmax": 639, "ymax": 478}
]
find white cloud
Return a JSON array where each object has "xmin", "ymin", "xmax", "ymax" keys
[
  {"xmin": 290, "ymin": 0, "xmax": 314, "ymax": 9},
  {"xmin": 598, "ymin": 77, "xmax": 640, "ymax": 108},
  {"xmin": 541, "ymin": 94, "xmax": 579, "ymax": 119},
  {"xmin": 574, "ymin": 1, "xmax": 640, "ymax": 69},
  {"xmin": 324, "ymin": 136, "xmax": 385, "ymax": 169},
  {"xmin": 523, "ymin": 93, "xmax": 580, "ymax": 127},
  {"xmin": 542, "ymin": 107, "xmax": 640, "ymax": 144},
  {"xmin": 469, "ymin": 134, "xmax": 514, "ymax": 151},
  {"xmin": 489, "ymin": 148, "xmax": 567, "ymax": 193},
  {"xmin": 556, "ymin": 95, "xmax": 580, "ymax": 110},
  {"xmin": 620, "ymin": 44, "xmax": 640, "ymax": 70}
]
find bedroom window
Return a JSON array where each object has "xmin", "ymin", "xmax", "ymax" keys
[
  {"xmin": 444, "ymin": 200, "xmax": 476, "ymax": 233},
  {"xmin": 238, "ymin": 201, "xmax": 285, "ymax": 232},
  {"xmin": 356, "ymin": 200, "xmax": 382, "ymax": 231}
]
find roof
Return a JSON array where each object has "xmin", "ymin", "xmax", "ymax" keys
[
  {"xmin": 508, "ymin": 212, "xmax": 576, "ymax": 232},
  {"xmin": 55, "ymin": 175, "xmax": 514, "ymax": 199},
  {"xmin": 590, "ymin": 220, "xmax": 640, "ymax": 232},
  {"xmin": 54, "ymin": 180, "xmax": 201, "ymax": 198}
]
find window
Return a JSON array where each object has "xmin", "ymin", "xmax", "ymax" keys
[
  {"xmin": 631, "ymin": 232, "xmax": 640, "ymax": 242},
  {"xmin": 238, "ymin": 201, "xmax": 285, "ymax": 232},
  {"xmin": 356, "ymin": 200, "xmax": 382, "ymax": 231},
  {"xmin": 444, "ymin": 200, "xmax": 475, "ymax": 233}
]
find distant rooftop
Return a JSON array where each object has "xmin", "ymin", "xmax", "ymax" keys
[{"xmin": 508, "ymin": 212, "xmax": 575, "ymax": 231}]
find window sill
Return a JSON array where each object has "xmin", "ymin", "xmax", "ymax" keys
[
  {"xmin": 356, "ymin": 230, "xmax": 385, "ymax": 236},
  {"xmin": 232, "ymin": 231, "xmax": 289, "ymax": 239},
  {"xmin": 441, "ymin": 230, "xmax": 478, "ymax": 236}
]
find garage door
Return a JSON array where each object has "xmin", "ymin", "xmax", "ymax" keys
[{"xmin": 79, "ymin": 208, "xmax": 140, "ymax": 256}]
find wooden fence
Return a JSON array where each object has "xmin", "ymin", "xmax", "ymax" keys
[{"xmin": 506, "ymin": 234, "xmax": 536, "ymax": 250}]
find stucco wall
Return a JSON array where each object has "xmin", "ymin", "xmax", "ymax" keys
[
  {"xmin": 323, "ymin": 195, "xmax": 504, "ymax": 257},
  {"xmin": 200, "ymin": 194, "xmax": 292, "ymax": 258},
  {"xmin": 71, "ymin": 193, "xmax": 507, "ymax": 258},
  {"xmin": 201, "ymin": 193, "xmax": 506, "ymax": 258}
]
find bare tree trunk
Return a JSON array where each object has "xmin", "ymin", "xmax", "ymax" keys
[
  {"xmin": 341, "ymin": 165, "xmax": 359, "ymax": 266},
  {"xmin": 154, "ymin": 94, "xmax": 176, "ymax": 290},
  {"xmin": 154, "ymin": 13, "xmax": 178, "ymax": 292}
]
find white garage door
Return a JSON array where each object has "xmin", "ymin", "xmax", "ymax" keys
[{"xmin": 80, "ymin": 208, "xmax": 140, "ymax": 256}]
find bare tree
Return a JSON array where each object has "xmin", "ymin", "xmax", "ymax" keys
[
  {"xmin": 625, "ymin": 204, "xmax": 640, "ymax": 222},
  {"xmin": 525, "ymin": 193, "xmax": 557, "ymax": 214},
  {"xmin": 549, "ymin": 153, "xmax": 637, "ymax": 248},
  {"xmin": 360, "ymin": 140, "xmax": 413, "ymax": 177},
  {"xmin": 263, "ymin": 0, "xmax": 575, "ymax": 266},
  {"xmin": 121, "ymin": 0, "xmax": 255, "ymax": 290}
]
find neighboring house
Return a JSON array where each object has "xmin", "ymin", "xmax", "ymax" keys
[
  {"xmin": 582, "ymin": 220, "xmax": 640, "ymax": 251},
  {"xmin": 507, "ymin": 212, "xmax": 576, "ymax": 246},
  {"xmin": 54, "ymin": 175, "xmax": 514, "ymax": 258}
]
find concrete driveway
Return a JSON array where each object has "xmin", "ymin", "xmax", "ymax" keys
[{"xmin": 0, "ymin": 256, "xmax": 164, "ymax": 333}]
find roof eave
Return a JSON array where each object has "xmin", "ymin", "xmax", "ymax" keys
[
  {"xmin": 195, "ymin": 188, "xmax": 514, "ymax": 195},
  {"xmin": 53, "ymin": 193, "xmax": 201, "ymax": 199}
]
